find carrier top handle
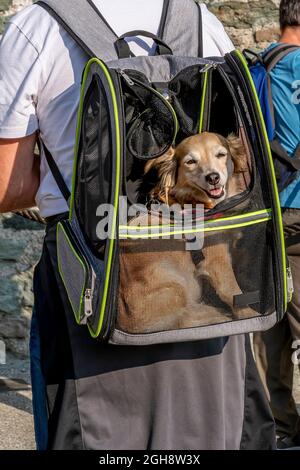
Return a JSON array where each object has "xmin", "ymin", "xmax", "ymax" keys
[{"xmin": 114, "ymin": 30, "xmax": 173, "ymax": 59}]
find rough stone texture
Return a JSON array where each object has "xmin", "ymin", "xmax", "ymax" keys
[
  {"xmin": 202, "ymin": 0, "xmax": 281, "ymax": 50},
  {"xmin": 0, "ymin": 214, "xmax": 44, "ymax": 358}
]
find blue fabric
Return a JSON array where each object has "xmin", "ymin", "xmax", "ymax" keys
[
  {"xmin": 266, "ymin": 43, "xmax": 300, "ymax": 208},
  {"xmin": 30, "ymin": 308, "xmax": 48, "ymax": 450},
  {"xmin": 250, "ymin": 62, "xmax": 275, "ymax": 141}
]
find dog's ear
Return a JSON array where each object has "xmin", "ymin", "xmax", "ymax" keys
[
  {"xmin": 226, "ymin": 133, "xmax": 248, "ymax": 173},
  {"xmin": 144, "ymin": 147, "xmax": 177, "ymax": 204}
]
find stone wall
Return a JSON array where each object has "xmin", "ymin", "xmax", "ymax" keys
[
  {"xmin": 0, "ymin": 215, "xmax": 44, "ymax": 357},
  {"xmin": 0, "ymin": 0, "xmax": 282, "ymax": 357},
  {"xmin": 203, "ymin": 0, "xmax": 281, "ymax": 50}
]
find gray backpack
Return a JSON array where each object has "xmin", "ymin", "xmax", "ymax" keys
[{"xmin": 36, "ymin": 0, "xmax": 290, "ymax": 345}]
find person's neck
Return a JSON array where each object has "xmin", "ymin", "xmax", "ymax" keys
[{"xmin": 280, "ymin": 26, "xmax": 300, "ymax": 46}]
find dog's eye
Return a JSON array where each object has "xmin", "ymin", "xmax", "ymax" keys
[
  {"xmin": 185, "ymin": 158, "xmax": 197, "ymax": 166},
  {"xmin": 217, "ymin": 151, "xmax": 227, "ymax": 158}
]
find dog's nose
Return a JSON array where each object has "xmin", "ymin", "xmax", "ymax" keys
[{"xmin": 206, "ymin": 172, "xmax": 220, "ymax": 185}]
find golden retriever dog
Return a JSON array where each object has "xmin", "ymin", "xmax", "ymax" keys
[
  {"xmin": 145, "ymin": 132, "xmax": 250, "ymax": 208},
  {"xmin": 117, "ymin": 132, "xmax": 256, "ymax": 334}
]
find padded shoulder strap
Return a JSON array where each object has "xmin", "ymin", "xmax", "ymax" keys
[
  {"xmin": 162, "ymin": 0, "xmax": 203, "ymax": 57},
  {"xmin": 262, "ymin": 44, "xmax": 300, "ymax": 131},
  {"xmin": 271, "ymin": 139, "xmax": 300, "ymax": 170},
  {"xmin": 36, "ymin": 0, "xmax": 119, "ymax": 61},
  {"xmin": 263, "ymin": 43, "xmax": 300, "ymax": 72},
  {"xmin": 37, "ymin": 0, "xmax": 202, "ymax": 59}
]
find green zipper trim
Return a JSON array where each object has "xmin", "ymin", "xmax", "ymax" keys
[
  {"xmin": 120, "ymin": 209, "xmax": 272, "ymax": 232},
  {"xmin": 120, "ymin": 213, "xmax": 271, "ymax": 239},
  {"xmin": 57, "ymin": 223, "xmax": 86, "ymax": 325},
  {"xmin": 158, "ymin": 90, "xmax": 179, "ymax": 142},
  {"xmin": 69, "ymin": 59, "xmax": 95, "ymax": 219},
  {"xmin": 199, "ymin": 71, "xmax": 208, "ymax": 133},
  {"xmin": 120, "ymin": 218, "xmax": 270, "ymax": 239},
  {"xmin": 81, "ymin": 59, "xmax": 121, "ymax": 339},
  {"xmin": 234, "ymin": 49, "xmax": 287, "ymax": 311}
]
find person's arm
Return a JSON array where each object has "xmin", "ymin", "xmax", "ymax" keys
[
  {"xmin": 0, "ymin": 134, "xmax": 40, "ymax": 213},
  {"xmin": 0, "ymin": 20, "xmax": 41, "ymax": 213}
]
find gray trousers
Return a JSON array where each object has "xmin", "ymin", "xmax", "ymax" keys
[
  {"xmin": 33, "ymin": 217, "xmax": 276, "ymax": 449},
  {"xmin": 254, "ymin": 208, "xmax": 300, "ymax": 439}
]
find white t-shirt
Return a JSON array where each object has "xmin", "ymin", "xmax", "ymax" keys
[{"xmin": 0, "ymin": 0, "xmax": 234, "ymax": 217}]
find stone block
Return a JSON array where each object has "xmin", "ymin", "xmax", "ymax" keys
[
  {"xmin": 0, "ymin": 278, "xmax": 23, "ymax": 314},
  {"xmin": 0, "ymin": 238, "xmax": 26, "ymax": 261},
  {"xmin": 255, "ymin": 27, "xmax": 280, "ymax": 43}
]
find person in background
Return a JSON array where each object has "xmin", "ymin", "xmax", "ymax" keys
[{"xmin": 254, "ymin": 0, "xmax": 300, "ymax": 450}]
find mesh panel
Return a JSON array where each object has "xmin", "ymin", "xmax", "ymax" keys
[
  {"xmin": 75, "ymin": 75, "xmax": 112, "ymax": 251},
  {"xmin": 122, "ymin": 79, "xmax": 177, "ymax": 160},
  {"xmin": 117, "ymin": 214, "xmax": 275, "ymax": 335}
]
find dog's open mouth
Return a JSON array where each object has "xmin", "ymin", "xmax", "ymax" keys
[{"xmin": 204, "ymin": 187, "xmax": 225, "ymax": 199}]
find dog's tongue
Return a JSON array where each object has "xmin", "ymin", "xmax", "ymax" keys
[{"xmin": 208, "ymin": 187, "xmax": 223, "ymax": 197}]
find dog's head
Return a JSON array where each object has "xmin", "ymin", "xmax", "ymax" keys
[{"xmin": 145, "ymin": 132, "xmax": 248, "ymax": 209}]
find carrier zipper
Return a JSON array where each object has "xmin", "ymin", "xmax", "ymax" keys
[
  {"xmin": 199, "ymin": 64, "xmax": 214, "ymax": 133},
  {"xmin": 84, "ymin": 265, "xmax": 96, "ymax": 318},
  {"xmin": 217, "ymin": 65, "xmax": 249, "ymax": 124},
  {"xmin": 200, "ymin": 62, "xmax": 218, "ymax": 73},
  {"xmin": 119, "ymin": 70, "xmax": 135, "ymax": 86},
  {"xmin": 84, "ymin": 289, "xmax": 93, "ymax": 317},
  {"xmin": 97, "ymin": 71, "xmax": 125, "ymax": 342}
]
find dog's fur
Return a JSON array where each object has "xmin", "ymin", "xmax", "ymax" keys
[
  {"xmin": 118, "ymin": 132, "xmax": 256, "ymax": 334},
  {"xmin": 145, "ymin": 132, "xmax": 249, "ymax": 209}
]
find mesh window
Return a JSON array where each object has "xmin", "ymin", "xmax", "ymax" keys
[
  {"xmin": 117, "ymin": 215, "xmax": 275, "ymax": 335},
  {"xmin": 75, "ymin": 75, "xmax": 112, "ymax": 251},
  {"xmin": 122, "ymin": 66, "xmax": 254, "ymax": 211},
  {"xmin": 122, "ymin": 77, "xmax": 177, "ymax": 160}
]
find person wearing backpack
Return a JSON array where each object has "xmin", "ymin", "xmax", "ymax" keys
[
  {"xmin": 0, "ymin": 0, "xmax": 276, "ymax": 450},
  {"xmin": 252, "ymin": 0, "xmax": 300, "ymax": 450}
]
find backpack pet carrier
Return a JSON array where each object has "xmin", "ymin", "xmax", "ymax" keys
[{"xmin": 37, "ymin": 0, "xmax": 291, "ymax": 345}]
